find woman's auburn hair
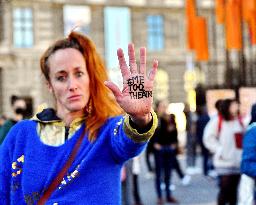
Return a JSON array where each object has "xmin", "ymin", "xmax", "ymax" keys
[{"xmin": 40, "ymin": 31, "xmax": 123, "ymax": 141}]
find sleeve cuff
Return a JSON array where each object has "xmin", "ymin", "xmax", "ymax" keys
[{"xmin": 123, "ymin": 110, "xmax": 158, "ymax": 143}]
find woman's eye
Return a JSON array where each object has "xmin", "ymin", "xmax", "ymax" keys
[
  {"xmin": 76, "ymin": 71, "xmax": 84, "ymax": 77},
  {"xmin": 56, "ymin": 76, "xmax": 66, "ymax": 82}
]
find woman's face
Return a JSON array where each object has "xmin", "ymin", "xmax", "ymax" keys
[
  {"xmin": 47, "ymin": 48, "xmax": 90, "ymax": 114},
  {"xmin": 229, "ymin": 101, "xmax": 239, "ymax": 117}
]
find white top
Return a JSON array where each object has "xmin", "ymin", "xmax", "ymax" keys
[{"xmin": 203, "ymin": 116, "xmax": 244, "ymax": 169}]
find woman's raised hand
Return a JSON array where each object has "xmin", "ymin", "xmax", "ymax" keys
[{"xmin": 104, "ymin": 43, "xmax": 158, "ymax": 126}]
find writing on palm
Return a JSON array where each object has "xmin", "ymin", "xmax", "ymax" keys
[{"xmin": 105, "ymin": 43, "xmax": 158, "ymax": 116}]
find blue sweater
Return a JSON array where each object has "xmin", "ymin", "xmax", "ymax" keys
[
  {"xmin": 241, "ymin": 123, "xmax": 256, "ymax": 179},
  {"xmin": 0, "ymin": 116, "xmax": 150, "ymax": 205}
]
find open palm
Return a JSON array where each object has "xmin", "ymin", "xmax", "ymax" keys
[{"xmin": 105, "ymin": 44, "xmax": 158, "ymax": 119}]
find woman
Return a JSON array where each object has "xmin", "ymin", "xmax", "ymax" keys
[
  {"xmin": 153, "ymin": 101, "xmax": 178, "ymax": 205},
  {"xmin": 0, "ymin": 31, "xmax": 158, "ymax": 204},
  {"xmin": 203, "ymin": 98, "xmax": 244, "ymax": 205}
]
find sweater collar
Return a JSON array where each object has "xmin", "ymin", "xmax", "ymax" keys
[{"xmin": 32, "ymin": 108, "xmax": 85, "ymax": 128}]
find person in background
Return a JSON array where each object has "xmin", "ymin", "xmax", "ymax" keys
[
  {"xmin": 132, "ymin": 156, "xmax": 144, "ymax": 205},
  {"xmin": 248, "ymin": 103, "xmax": 256, "ymax": 125},
  {"xmin": 145, "ymin": 132, "xmax": 155, "ymax": 176},
  {"xmin": 195, "ymin": 106, "xmax": 210, "ymax": 176},
  {"xmin": 0, "ymin": 115, "xmax": 6, "ymax": 129},
  {"xmin": 0, "ymin": 95, "xmax": 27, "ymax": 145},
  {"xmin": 183, "ymin": 103, "xmax": 198, "ymax": 174},
  {"xmin": 121, "ymin": 156, "xmax": 144, "ymax": 205},
  {"xmin": 153, "ymin": 101, "xmax": 178, "ymax": 205},
  {"xmin": 121, "ymin": 160, "xmax": 133, "ymax": 205},
  {"xmin": 203, "ymin": 98, "xmax": 244, "ymax": 205},
  {"xmin": 0, "ymin": 31, "xmax": 158, "ymax": 204},
  {"xmin": 203, "ymin": 99, "xmax": 224, "ymax": 178},
  {"xmin": 169, "ymin": 114, "xmax": 191, "ymax": 188},
  {"xmin": 214, "ymin": 99, "xmax": 223, "ymax": 118},
  {"xmin": 240, "ymin": 103, "xmax": 256, "ymax": 204}
]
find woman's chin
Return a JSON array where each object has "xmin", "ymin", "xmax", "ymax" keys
[{"xmin": 67, "ymin": 104, "xmax": 85, "ymax": 113}]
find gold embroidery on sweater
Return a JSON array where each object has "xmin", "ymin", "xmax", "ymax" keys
[
  {"xmin": 58, "ymin": 165, "xmax": 80, "ymax": 190},
  {"xmin": 123, "ymin": 110, "xmax": 158, "ymax": 143},
  {"xmin": 11, "ymin": 155, "xmax": 24, "ymax": 177}
]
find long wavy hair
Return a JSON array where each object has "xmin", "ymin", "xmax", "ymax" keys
[{"xmin": 40, "ymin": 31, "xmax": 123, "ymax": 141}]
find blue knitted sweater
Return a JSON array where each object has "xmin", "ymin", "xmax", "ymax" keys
[{"xmin": 0, "ymin": 115, "xmax": 154, "ymax": 205}]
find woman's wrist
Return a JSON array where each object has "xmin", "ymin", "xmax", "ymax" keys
[{"xmin": 129, "ymin": 112, "xmax": 152, "ymax": 128}]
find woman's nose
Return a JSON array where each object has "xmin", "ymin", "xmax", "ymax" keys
[{"xmin": 68, "ymin": 77, "xmax": 78, "ymax": 91}]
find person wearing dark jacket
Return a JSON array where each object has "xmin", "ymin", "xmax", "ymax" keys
[
  {"xmin": 196, "ymin": 106, "xmax": 210, "ymax": 176},
  {"xmin": 153, "ymin": 100, "xmax": 178, "ymax": 205},
  {"xmin": 0, "ymin": 96, "xmax": 27, "ymax": 145}
]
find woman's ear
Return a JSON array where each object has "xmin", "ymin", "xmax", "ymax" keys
[{"xmin": 46, "ymin": 81, "xmax": 53, "ymax": 93}]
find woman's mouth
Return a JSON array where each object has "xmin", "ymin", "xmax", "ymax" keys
[{"xmin": 68, "ymin": 95, "xmax": 82, "ymax": 101}]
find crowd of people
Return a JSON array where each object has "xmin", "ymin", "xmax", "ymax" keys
[{"xmin": 120, "ymin": 97, "xmax": 256, "ymax": 205}]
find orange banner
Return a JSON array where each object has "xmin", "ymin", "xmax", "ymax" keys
[
  {"xmin": 215, "ymin": 0, "xmax": 225, "ymax": 24},
  {"xmin": 194, "ymin": 17, "xmax": 209, "ymax": 61},
  {"xmin": 242, "ymin": 0, "xmax": 256, "ymax": 22},
  {"xmin": 248, "ymin": 10, "xmax": 256, "ymax": 44},
  {"xmin": 225, "ymin": 0, "xmax": 242, "ymax": 50},
  {"xmin": 186, "ymin": 0, "xmax": 196, "ymax": 50}
]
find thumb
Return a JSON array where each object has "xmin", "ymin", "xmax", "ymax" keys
[{"xmin": 104, "ymin": 81, "xmax": 122, "ymax": 99}]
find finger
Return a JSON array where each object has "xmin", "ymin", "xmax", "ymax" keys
[
  {"xmin": 148, "ymin": 59, "xmax": 158, "ymax": 81},
  {"xmin": 128, "ymin": 43, "xmax": 137, "ymax": 74},
  {"xmin": 117, "ymin": 48, "xmax": 130, "ymax": 79},
  {"xmin": 104, "ymin": 81, "xmax": 122, "ymax": 99},
  {"xmin": 139, "ymin": 47, "xmax": 146, "ymax": 75}
]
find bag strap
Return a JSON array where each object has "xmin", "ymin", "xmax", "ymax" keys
[
  {"xmin": 37, "ymin": 129, "xmax": 86, "ymax": 205},
  {"xmin": 217, "ymin": 114, "xmax": 244, "ymax": 139},
  {"xmin": 217, "ymin": 114, "xmax": 222, "ymax": 138}
]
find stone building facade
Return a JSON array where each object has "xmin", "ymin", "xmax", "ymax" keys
[{"xmin": 0, "ymin": 0, "xmax": 223, "ymax": 116}]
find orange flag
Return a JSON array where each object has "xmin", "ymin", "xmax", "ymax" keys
[
  {"xmin": 225, "ymin": 0, "xmax": 242, "ymax": 50},
  {"xmin": 186, "ymin": 0, "xmax": 196, "ymax": 50},
  {"xmin": 194, "ymin": 17, "xmax": 209, "ymax": 61},
  {"xmin": 248, "ymin": 10, "xmax": 256, "ymax": 44},
  {"xmin": 215, "ymin": 0, "xmax": 225, "ymax": 24},
  {"xmin": 242, "ymin": 0, "xmax": 256, "ymax": 22}
]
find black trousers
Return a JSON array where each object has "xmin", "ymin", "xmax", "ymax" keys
[
  {"xmin": 217, "ymin": 174, "xmax": 240, "ymax": 205},
  {"xmin": 173, "ymin": 155, "xmax": 184, "ymax": 179},
  {"xmin": 145, "ymin": 146, "xmax": 154, "ymax": 172},
  {"xmin": 154, "ymin": 149, "xmax": 175, "ymax": 199}
]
